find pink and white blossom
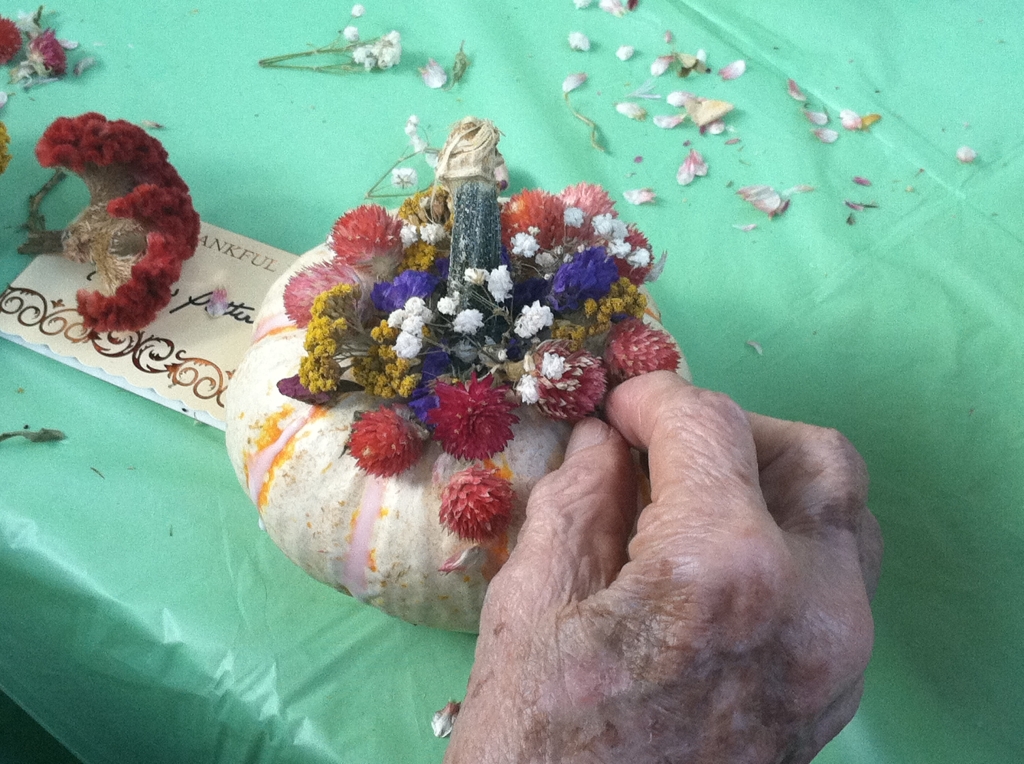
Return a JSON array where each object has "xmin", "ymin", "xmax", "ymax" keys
[{"xmin": 676, "ymin": 149, "xmax": 707, "ymax": 186}]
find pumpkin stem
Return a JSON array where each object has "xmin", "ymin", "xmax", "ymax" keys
[{"xmin": 435, "ymin": 118, "xmax": 504, "ymax": 323}]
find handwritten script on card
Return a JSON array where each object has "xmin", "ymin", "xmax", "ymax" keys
[{"xmin": 0, "ymin": 222, "xmax": 298, "ymax": 429}]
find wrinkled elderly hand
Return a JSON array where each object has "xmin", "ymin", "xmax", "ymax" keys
[{"xmin": 444, "ymin": 372, "xmax": 882, "ymax": 764}]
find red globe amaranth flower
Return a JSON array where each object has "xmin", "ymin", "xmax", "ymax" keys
[
  {"xmin": 428, "ymin": 373, "xmax": 519, "ymax": 461},
  {"xmin": 439, "ymin": 466, "xmax": 515, "ymax": 542},
  {"xmin": 501, "ymin": 188, "xmax": 566, "ymax": 251},
  {"xmin": 36, "ymin": 113, "xmax": 200, "ymax": 332},
  {"xmin": 0, "ymin": 17, "xmax": 21, "ymax": 65},
  {"xmin": 328, "ymin": 205, "xmax": 403, "ymax": 277},
  {"xmin": 348, "ymin": 406, "xmax": 425, "ymax": 477},
  {"xmin": 28, "ymin": 28, "xmax": 66, "ymax": 75},
  {"xmin": 604, "ymin": 318, "xmax": 681, "ymax": 383},
  {"xmin": 533, "ymin": 340, "xmax": 608, "ymax": 422},
  {"xmin": 283, "ymin": 259, "xmax": 360, "ymax": 327}
]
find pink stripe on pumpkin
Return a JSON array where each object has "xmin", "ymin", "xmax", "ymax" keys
[
  {"xmin": 342, "ymin": 475, "xmax": 386, "ymax": 600},
  {"xmin": 246, "ymin": 411, "xmax": 312, "ymax": 506}
]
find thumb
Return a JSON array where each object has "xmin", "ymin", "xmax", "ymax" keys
[{"xmin": 493, "ymin": 417, "xmax": 639, "ymax": 615}]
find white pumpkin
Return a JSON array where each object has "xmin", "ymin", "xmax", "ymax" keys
[{"xmin": 225, "ymin": 117, "xmax": 690, "ymax": 633}]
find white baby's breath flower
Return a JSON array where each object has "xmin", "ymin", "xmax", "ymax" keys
[
  {"xmin": 395, "ymin": 331, "xmax": 423, "ymax": 359},
  {"xmin": 627, "ymin": 248, "xmax": 652, "ymax": 267},
  {"xmin": 487, "ymin": 266, "xmax": 514, "ymax": 302},
  {"xmin": 437, "ymin": 296, "xmax": 457, "ymax": 316},
  {"xmin": 373, "ymin": 31, "xmax": 402, "ymax": 69},
  {"xmin": 541, "ymin": 353, "xmax": 566, "ymax": 380},
  {"xmin": 403, "ymin": 297, "xmax": 430, "ymax": 319},
  {"xmin": 352, "ymin": 46, "xmax": 375, "ymax": 69},
  {"xmin": 574, "ymin": 0, "xmax": 593, "ymax": 8},
  {"xmin": 516, "ymin": 375, "xmax": 540, "ymax": 404},
  {"xmin": 400, "ymin": 224, "xmax": 419, "ymax": 247},
  {"xmin": 420, "ymin": 222, "xmax": 446, "ymax": 244},
  {"xmin": 535, "ymin": 251, "xmax": 558, "ymax": 269},
  {"xmin": 568, "ymin": 32, "xmax": 591, "ymax": 51},
  {"xmin": 387, "ymin": 308, "xmax": 407, "ymax": 328},
  {"xmin": 514, "ymin": 301, "xmax": 554, "ymax": 338},
  {"xmin": 343, "ymin": 25, "xmax": 359, "ymax": 42},
  {"xmin": 563, "ymin": 206, "xmax": 584, "ymax": 227},
  {"xmin": 453, "ymin": 309, "xmax": 485, "ymax": 334},
  {"xmin": 511, "ymin": 232, "xmax": 540, "ymax": 258},
  {"xmin": 464, "ymin": 268, "xmax": 487, "ymax": 286},
  {"xmin": 616, "ymin": 45, "xmax": 635, "ymax": 61},
  {"xmin": 392, "ymin": 166, "xmax": 418, "ymax": 189},
  {"xmin": 404, "ymin": 115, "xmax": 420, "ymax": 137},
  {"xmin": 608, "ymin": 239, "xmax": 632, "ymax": 258},
  {"xmin": 592, "ymin": 213, "xmax": 627, "ymax": 240},
  {"xmin": 401, "ymin": 313, "xmax": 426, "ymax": 335},
  {"xmin": 351, "ymin": 4, "xmax": 366, "ymax": 16}
]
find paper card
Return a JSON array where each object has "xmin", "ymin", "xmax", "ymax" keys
[{"xmin": 0, "ymin": 222, "xmax": 298, "ymax": 430}]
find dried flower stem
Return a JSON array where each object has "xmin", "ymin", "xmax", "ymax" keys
[
  {"xmin": 564, "ymin": 92, "xmax": 606, "ymax": 152},
  {"xmin": 18, "ymin": 169, "xmax": 67, "ymax": 255},
  {"xmin": 259, "ymin": 37, "xmax": 362, "ymax": 74}
]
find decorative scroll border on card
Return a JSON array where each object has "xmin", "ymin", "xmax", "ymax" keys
[{"xmin": 0, "ymin": 284, "xmax": 232, "ymax": 406}]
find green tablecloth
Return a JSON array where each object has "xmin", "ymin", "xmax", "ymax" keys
[{"xmin": 1, "ymin": 1, "xmax": 1021, "ymax": 761}]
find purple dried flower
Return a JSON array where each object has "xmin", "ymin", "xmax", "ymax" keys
[
  {"xmin": 371, "ymin": 269, "xmax": 439, "ymax": 312},
  {"xmin": 277, "ymin": 374, "xmax": 334, "ymax": 405},
  {"xmin": 547, "ymin": 246, "xmax": 619, "ymax": 312}
]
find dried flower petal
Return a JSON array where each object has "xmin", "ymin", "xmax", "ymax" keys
[
  {"xmin": 702, "ymin": 119, "xmax": 726, "ymax": 135},
  {"xmin": 432, "ymin": 701, "xmax": 461, "ymax": 738},
  {"xmin": 616, "ymin": 45, "xmax": 635, "ymax": 61},
  {"xmin": 615, "ymin": 102, "xmax": 647, "ymax": 120},
  {"xmin": 623, "ymin": 188, "xmax": 656, "ymax": 205},
  {"xmin": 0, "ymin": 428, "xmax": 66, "ymax": 443},
  {"xmin": 651, "ymin": 54, "xmax": 674, "ymax": 76},
  {"xmin": 666, "ymin": 91, "xmax": 692, "ymax": 108},
  {"xmin": 787, "ymin": 78, "xmax": 807, "ymax": 101},
  {"xmin": 956, "ymin": 146, "xmax": 977, "ymax": 163},
  {"xmin": 563, "ymin": 71, "xmax": 587, "ymax": 93},
  {"xmin": 420, "ymin": 58, "xmax": 447, "ymax": 88},
  {"xmin": 684, "ymin": 97, "xmax": 733, "ymax": 127},
  {"xmin": 844, "ymin": 200, "xmax": 878, "ymax": 211},
  {"xmin": 853, "ymin": 176, "xmax": 872, "ymax": 186},
  {"xmin": 569, "ymin": 32, "xmax": 591, "ymax": 51},
  {"xmin": 206, "ymin": 287, "xmax": 229, "ymax": 317},
  {"xmin": 746, "ymin": 340, "xmax": 763, "ymax": 355},
  {"xmin": 812, "ymin": 128, "xmax": 839, "ymax": 143},
  {"xmin": 737, "ymin": 185, "xmax": 787, "ymax": 218},
  {"xmin": 676, "ymin": 148, "xmax": 707, "ymax": 186},
  {"xmin": 733, "ymin": 223, "xmax": 757, "ymax": 232},
  {"xmin": 600, "ymin": 0, "xmax": 627, "ymax": 16},
  {"xmin": 439, "ymin": 546, "xmax": 487, "ymax": 574},
  {"xmin": 803, "ymin": 109, "xmax": 829, "ymax": 126},
  {"xmin": 653, "ymin": 114, "xmax": 686, "ymax": 129},
  {"xmin": 840, "ymin": 109, "xmax": 862, "ymax": 130},
  {"xmin": 860, "ymin": 113, "xmax": 881, "ymax": 129},
  {"xmin": 718, "ymin": 59, "xmax": 746, "ymax": 80}
]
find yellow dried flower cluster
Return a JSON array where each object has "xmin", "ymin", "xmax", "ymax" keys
[
  {"xmin": 550, "ymin": 320, "xmax": 587, "ymax": 351},
  {"xmin": 352, "ymin": 320, "xmax": 421, "ymax": 398},
  {"xmin": 0, "ymin": 122, "xmax": 11, "ymax": 176},
  {"xmin": 400, "ymin": 240, "xmax": 440, "ymax": 272},
  {"xmin": 584, "ymin": 277, "xmax": 648, "ymax": 336},
  {"xmin": 397, "ymin": 186, "xmax": 451, "ymax": 228},
  {"xmin": 298, "ymin": 284, "xmax": 357, "ymax": 393}
]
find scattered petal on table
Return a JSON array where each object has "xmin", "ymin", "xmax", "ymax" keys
[
  {"xmin": 718, "ymin": 59, "xmax": 746, "ymax": 80},
  {"xmin": 623, "ymin": 188, "xmax": 657, "ymax": 205},
  {"xmin": 787, "ymin": 78, "xmax": 807, "ymax": 101}
]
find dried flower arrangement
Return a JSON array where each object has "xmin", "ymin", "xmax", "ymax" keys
[
  {"xmin": 28, "ymin": 113, "xmax": 200, "ymax": 331},
  {"xmin": 273, "ymin": 117, "xmax": 678, "ymax": 541}
]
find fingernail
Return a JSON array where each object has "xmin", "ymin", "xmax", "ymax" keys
[{"xmin": 564, "ymin": 417, "xmax": 611, "ymax": 459}]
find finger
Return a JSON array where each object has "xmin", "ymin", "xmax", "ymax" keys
[
  {"xmin": 491, "ymin": 417, "xmax": 638, "ymax": 614},
  {"xmin": 748, "ymin": 412, "xmax": 881, "ymax": 600},
  {"xmin": 605, "ymin": 371, "xmax": 771, "ymax": 532}
]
